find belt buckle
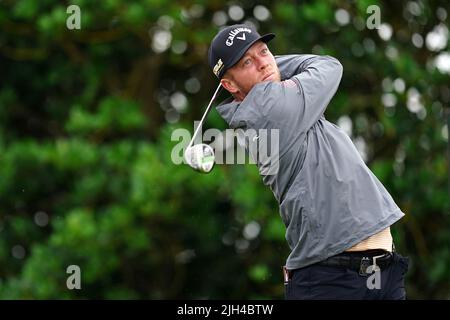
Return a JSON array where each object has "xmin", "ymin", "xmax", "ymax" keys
[
  {"xmin": 372, "ymin": 253, "xmax": 390, "ymax": 269},
  {"xmin": 359, "ymin": 257, "xmax": 371, "ymax": 276}
]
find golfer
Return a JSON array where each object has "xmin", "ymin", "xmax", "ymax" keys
[{"xmin": 208, "ymin": 24, "xmax": 409, "ymax": 300}]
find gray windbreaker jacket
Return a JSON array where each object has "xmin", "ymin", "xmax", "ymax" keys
[{"xmin": 216, "ymin": 54, "xmax": 405, "ymax": 269}]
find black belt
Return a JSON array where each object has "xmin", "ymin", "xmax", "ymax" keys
[
  {"xmin": 283, "ymin": 250, "xmax": 394, "ymax": 282},
  {"xmin": 317, "ymin": 250, "xmax": 393, "ymax": 276}
]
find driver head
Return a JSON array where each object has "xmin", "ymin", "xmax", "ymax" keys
[{"xmin": 184, "ymin": 144, "xmax": 215, "ymax": 173}]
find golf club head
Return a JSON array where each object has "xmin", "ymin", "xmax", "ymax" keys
[{"xmin": 184, "ymin": 144, "xmax": 215, "ymax": 173}]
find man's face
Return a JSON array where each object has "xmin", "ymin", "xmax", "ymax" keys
[{"xmin": 221, "ymin": 41, "xmax": 281, "ymax": 101}]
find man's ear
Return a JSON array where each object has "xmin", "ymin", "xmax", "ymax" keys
[{"xmin": 220, "ymin": 77, "xmax": 238, "ymax": 95}]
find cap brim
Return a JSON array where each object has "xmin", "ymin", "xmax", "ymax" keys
[{"xmin": 223, "ymin": 33, "xmax": 276, "ymax": 77}]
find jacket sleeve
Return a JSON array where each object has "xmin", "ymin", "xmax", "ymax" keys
[
  {"xmin": 275, "ymin": 54, "xmax": 320, "ymax": 80},
  {"xmin": 254, "ymin": 54, "xmax": 343, "ymax": 133}
]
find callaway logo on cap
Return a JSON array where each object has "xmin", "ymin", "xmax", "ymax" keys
[
  {"xmin": 208, "ymin": 24, "xmax": 275, "ymax": 79},
  {"xmin": 225, "ymin": 27, "xmax": 252, "ymax": 46}
]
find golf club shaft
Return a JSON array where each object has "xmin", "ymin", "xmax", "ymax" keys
[{"xmin": 187, "ymin": 83, "xmax": 222, "ymax": 149}]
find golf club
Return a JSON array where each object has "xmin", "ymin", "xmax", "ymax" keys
[{"xmin": 184, "ymin": 83, "xmax": 222, "ymax": 173}]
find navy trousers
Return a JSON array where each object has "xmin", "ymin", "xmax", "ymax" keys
[{"xmin": 285, "ymin": 252, "xmax": 410, "ymax": 300}]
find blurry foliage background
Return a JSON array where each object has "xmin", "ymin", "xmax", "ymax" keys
[{"xmin": 0, "ymin": 0, "xmax": 449, "ymax": 299}]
